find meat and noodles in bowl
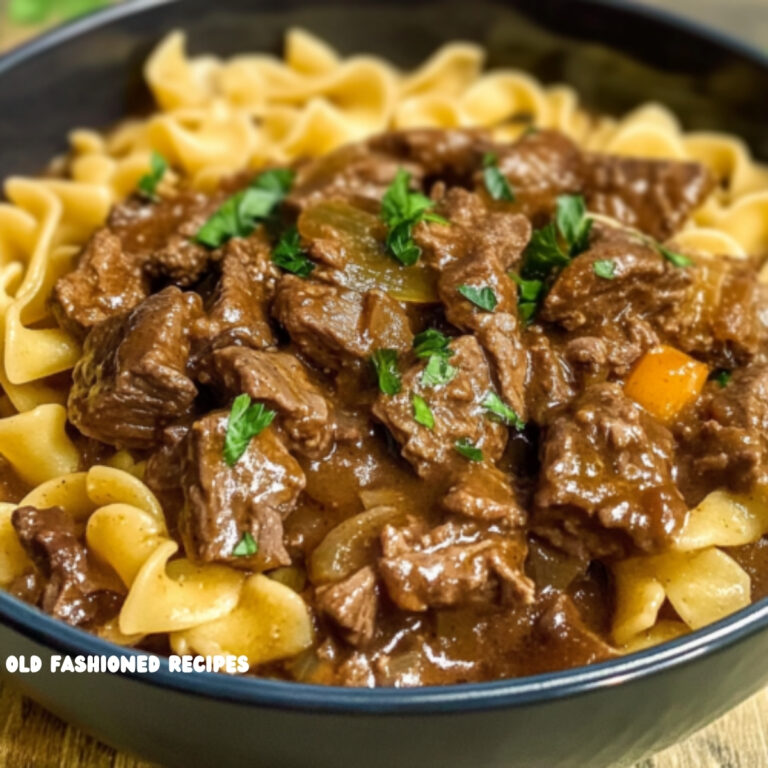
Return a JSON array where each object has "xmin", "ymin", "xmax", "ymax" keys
[{"xmin": 1, "ymin": 29, "xmax": 768, "ymax": 687}]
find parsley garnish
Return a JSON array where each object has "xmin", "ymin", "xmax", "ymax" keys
[
  {"xmin": 483, "ymin": 392, "xmax": 525, "ymax": 430},
  {"xmin": 371, "ymin": 349, "xmax": 402, "ymax": 395},
  {"xmin": 520, "ymin": 222, "xmax": 571, "ymax": 279},
  {"xmin": 413, "ymin": 329, "xmax": 454, "ymax": 360},
  {"xmin": 421, "ymin": 354, "xmax": 457, "ymax": 388},
  {"xmin": 196, "ymin": 168, "xmax": 295, "ymax": 249},
  {"xmin": 232, "ymin": 531, "xmax": 258, "ymax": 557},
  {"xmin": 458, "ymin": 284, "xmax": 498, "ymax": 312},
  {"xmin": 137, "ymin": 151, "xmax": 168, "ymax": 201},
  {"xmin": 272, "ymin": 226, "xmax": 315, "ymax": 277},
  {"xmin": 712, "ymin": 369, "xmax": 732, "ymax": 388},
  {"xmin": 412, "ymin": 393, "xmax": 435, "ymax": 429},
  {"xmin": 593, "ymin": 259, "xmax": 616, "ymax": 280},
  {"xmin": 223, "ymin": 394, "xmax": 276, "ymax": 466},
  {"xmin": 509, "ymin": 272, "xmax": 544, "ymax": 324},
  {"xmin": 482, "ymin": 152, "xmax": 515, "ymax": 202},
  {"xmin": 380, "ymin": 169, "xmax": 447, "ymax": 266},
  {"xmin": 556, "ymin": 195, "xmax": 593, "ymax": 257},
  {"xmin": 659, "ymin": 245, "xmax": 693, "ymax": 269},
  {"xmin": 455, "ymin": 438, "xmax": 483, "ymax": 462}
]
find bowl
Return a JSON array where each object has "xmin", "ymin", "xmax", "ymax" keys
[{"xmin": 1, "ymin": 1, "xmax": 768, "ymax": 766}]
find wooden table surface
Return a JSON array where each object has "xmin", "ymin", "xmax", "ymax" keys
[{"xmin": 1, "ymin": 0, "xmax": 767, "ymax": 766}]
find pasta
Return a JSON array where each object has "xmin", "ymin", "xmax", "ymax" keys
[{"xmin": 0, "ymin": 28, "xmax": 767, "ymax": 676}]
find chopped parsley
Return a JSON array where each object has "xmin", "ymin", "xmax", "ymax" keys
[
  {"xmin": 137, "ymin": 151, "xmax": 168, "ymax": 201},
  {"xmin": 455, "ymin": 438, "xmax": 483, "ymax": 462},
  {"xmin": 421, "ymin": 354, "xmax": 457, "ymax": 388},
  {"xmin": 412, "ymin": 393, "xmax": 435, "ymax": 429},
  {"xmin": 458, "ymin": 284, "xmax": 498, "ymax": 312},
  {"xmin": 223, "ymin": 394, "xmax": 276, "ymax": 466},
  {"xmin": 712, "ymin": 369, "xmax": 732, "ymax": 388},
  {"xmin": 659, "ymin": 244, "xmax": 693, "ymax": 269},
  {"xmin": 196, "ymin": 168, "xmax": 295, "ymax": 248},
  {"xmin": 593, "ymin": 259, "xmax": 616, "ymax": 280},
  {"xmin": 272, "ymin": 226, "xmax": 315, "ymax": 277},
  {"xmin": 380, "ymin": 168, "xmax": 447, "ymax": 266},
  {"xmin": 413, "ymin": 329, "xmax": 454, "ymax": 360},
  {"xmin": 520, "ymin": 222, "xmax": 571, "ymax": 279},
  {"xmin": 371, "ymin": 349, "xmax": 402, "ymax": 395},
  {"xmin": 483, "ymin": 392, "xmax": 525, "ymax": 430},
  {"xmin": 232, "ymin": 531, "xmax": 258, "ymax": 557},
  {"xmin": 482, "ymin": 152, "xmax": 515, "ymax": 202},
  {"xmin": 556, "ymin": 194, "xmax": 593, "ymax": 257},
  {"xmin": 509, "ymin": 272, "xmax": 544, "ymax": 324}
]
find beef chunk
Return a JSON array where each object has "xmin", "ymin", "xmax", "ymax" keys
[
  {"xmin": 144, "ymin": 424, "xmax": 190, "ymax": 538},
  {"xmin": 525, "ymin": 330, "xmax": 576, "ymax": 425},
  {"xmin": 541, "ymin": 227, "xmax": 690, "ymax": 375},
  {"xmin": 193, "ymin": 234, "xmax": 279, "ymax": 358},
  {"xmin": 533, "ymin": 593, "xmax": 618, "ymax": 668},
  {"xmin": 584, "ymin": 153, "xmax": 715, "ymax": 242},
  {"xmin": 180, "ymin": 410, "xmax": 304, "ymax": 568},
  {"xmin": 677, "ymin": 364, "xmax": 768, "ymax": 500},
  {"xmin": 273, "ymin": 277, "xmax": 413, "ymax": 370},
  {"xmin": 211, "ymin": 346, "xmax": 334, "ymax": 458},
  {"xmin": 379, "ymin": 519, "xmax": 534, "ymax": 611},
  {"xmin": 534, "ymin": 383, "xmax": 687, "ymax": 559},
  {"xmin": 316, "ymin": 566, "xmax": 378, "ymax": 647},
  {"xmin": 442, "ymin": 462, "xmax": 525, "ymax": 525},
  {"xmin": 11, "ymin": 506, "xmax": 123, "ymax": 627},
  {"xmin": 52, "ymin": 230, "xmax": 150, "ymax": 337},
  {"xmin": 372, "ymin": 336, "xmax": 507, "ymax": 478},
  {"xmin": 68, "ymin": 287, "xmax": 201, "ymax": 450}
]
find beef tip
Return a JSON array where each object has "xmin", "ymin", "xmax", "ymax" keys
[
  {"xmin": 584, "ymin": 153, "xmax": 715, "ymax": 242},
  {"xmin": 534, "ymin": 383, "xmax": 688, "ymax": 559},
  {"xmin": 68, "ymin": 286, "xmax": 201, "ymax": 450},
  {"xmin": 541, "ymin": 227, "xmax": 690, "ymax": 375},
  {"xmin": 273, "ymin": 276, "xmax": 413, "ymax": 371},
  {"xmin": 180, "ymin": 410, "xmax": 304, "ymax": 569},
  {"xmin": 533, "ymin": 593, "xmax": 618, "ymax": 669},
  {"xmin": 52, "ymin": 229, "xmax": 150, "ymax": 338},
  {"xmin": 379, "ymin": 519, "xmax": 534, "ymax": 612},
  {"xmin": 211, "ymin": 346, "xmax": 334, "ymax": 458},
  {"xmin": 11, "ymin": 506, "xmax": 124, "ymax": 627},
  {"xmin": 288, "ymin": 142, "xmax": 421, "ymax": 210},
  {"xmin": 372, "ymin": 336, "xmax": 507, "ymax": 478},
  {"xmin": 524, "ymin": 330, "xmax": 576, "ymax": 424},
  {"xmin": 144, "ymin": 423, "xmax": 190, "ymax": 538},
  {"xmin": 193, "ymin": 234, "xmax": 279, "ymax": 362},
  {"xmin": 442, "ymin": 462, "xmax": 525, "ymax": 525},
  {"xmin": 316, "ymin": 566, "xmax": 378, "ymax": 647},
  {"xmin": 369, "ymin": 128, "xmax": 489, "ymax": 184},
  {"xmin": 676, "ymin": 364, "xmax": 768, "ymax": 501},
  {"xmin": 658, "ymin": 255, "xmax": 768, "ymax": 368}
]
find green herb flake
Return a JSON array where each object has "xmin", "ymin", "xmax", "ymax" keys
[
  {"xmin": 518, "ymin": 301, "xmax": 538, "ymax": 324},
  {"xmin": 556, "ymin": 194, "xmax": 593, "ymax": 257},
  {"xmin": 223, "ymin": 394, "xmax": 277, "ymax": 466},
  {"xmin": 713, "ymin": 369, "xmax": 732, "ymax": 388},
  {"xmin": 412, "ymin": 393, "xmax": 435, "ymax": 429},
  {"xmin": 458, "ymin": 284, "xmax": 498, "ymax": 312},
  {"xmin": 272, "ymin": 226, "xmax": 315, "ymax": 277},
  {"xmin": 482, "ymin": 392, "xmax": 525, "ymax": 430},
  {"xmin": 136, "ymin": 151, "xmax": 168, "ymax": 201},
  {"xmin": 521, "ymin": 222, "xmax": 570, "ymax": 279},
  {"xmin": 455, "ymin": 438, "xmax": 483, "ymax": 462},
  {"xmin": 380, "ymin": 168, "xmax": 447, "ymax": 266},
  {"xmin": 420, "ymin": 354, "xmax": 458, "ymax": 388},
  {"xmin": 371, "ymin": 349, "xmax": 402, "ymax": 395},
  {"xmin": 196, "ymin": 168, "xmax": 295, "ymax": 249},
  {"xmin": 593, "ymin": 259, "xmax": 616, "ymax": 280},
  {"xmin": 232, "ymin": 531, "xmax": 258, "ymax": 557},
  {"xmin": 659, "ymin": 245, "xmax": 693, "ymax": 269},
  {"xmin": 413, "ymin": 329, "xmax": 454, "ymax": 360},
  {"xmin": 509, "ymin": 272, "xmax": 544, "ymax": 302},
  {"xmin": 482, "ymin": 152, "xmax": 515, "ymax": 202}
]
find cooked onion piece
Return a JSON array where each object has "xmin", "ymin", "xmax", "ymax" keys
[
  {"xmin": 119, "ymin": 541, "xmax": 244, "ymax": 634},
  {"xmin": 170, "ymin": 574, "xmax": 314, "ymax": 667}
]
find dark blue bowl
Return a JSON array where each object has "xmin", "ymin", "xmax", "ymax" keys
[{"xmin": 1, "ymin": 2, "xmax": 768, "ymax": 766}]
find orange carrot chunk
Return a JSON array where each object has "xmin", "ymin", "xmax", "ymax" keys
[{"xmin": 624, "ymin": 345, "xmax": 709, "ymax": 422}]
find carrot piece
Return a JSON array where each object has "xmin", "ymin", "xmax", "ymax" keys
[{"xmin": 625, "ymin": 345, "xmax": 709, "ymax": 422}]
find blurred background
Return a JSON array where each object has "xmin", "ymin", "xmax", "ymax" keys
[{"xmin": 1, "ymin": 0, "xmax": 767, "ymax": 52}]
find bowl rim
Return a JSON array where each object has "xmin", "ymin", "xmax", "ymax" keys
[{"xmin": 1, "ymin": 0, "xmax": 768, "ymax": 716}]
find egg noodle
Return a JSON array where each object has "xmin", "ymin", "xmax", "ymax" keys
[{"xmin": 1, "ymin": 29, "xmax": 767, "ymax": 667}]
